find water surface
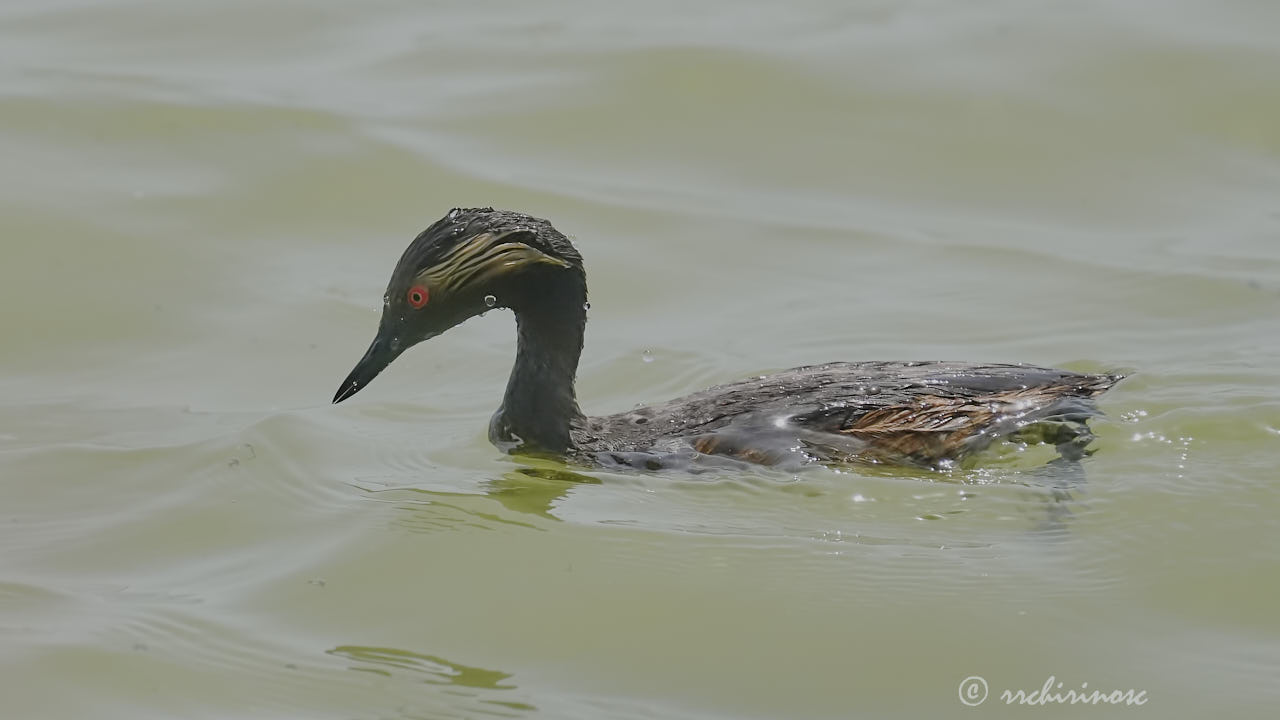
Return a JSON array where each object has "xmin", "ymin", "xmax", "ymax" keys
[{"xmin": 3, "ymin": 1, "xmax": 1279, "ymax": 718}]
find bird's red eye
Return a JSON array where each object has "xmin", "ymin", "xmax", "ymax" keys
[{"xmin": 406, "ymin": 285, "xmax": 429, "ymax": 309}]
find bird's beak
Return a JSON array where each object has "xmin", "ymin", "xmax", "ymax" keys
[{"xmin": 333, "ymin": 330, "xmax": 405, "ymax": 404}]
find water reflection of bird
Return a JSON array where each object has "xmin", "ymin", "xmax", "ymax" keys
[{"xmin": 334, "ymin": 208, "xmax": 1122, "ymax": 470}]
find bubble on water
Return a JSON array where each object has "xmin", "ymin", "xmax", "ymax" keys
[
  {"xmin": 583, "ymin": 302, "xmax": 591, "ymax": 310},
  {"xmin": 642, "ymin": 350, "xmax": 654, "ymax": 363},
  {"xmin": 484, "ymin": 294, "xmax": 497, "ymax": 307}
]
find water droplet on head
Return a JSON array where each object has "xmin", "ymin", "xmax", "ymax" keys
[
  {"xmin": 642, "ymin": 350, "xmax": 654, "ymax": 363},
  {"xmin": 484, "ymin": 294, "xmax": 497, "ymax": 307}
]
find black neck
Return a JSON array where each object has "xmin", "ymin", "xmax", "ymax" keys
[{"xmin": 488, "ymin": 271, "xmax": 587, "ymax": 455}]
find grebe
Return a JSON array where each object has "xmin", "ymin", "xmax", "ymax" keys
[{"xmin": 334, "ymin": 208, "xmax": 1121, "ymax": 470}]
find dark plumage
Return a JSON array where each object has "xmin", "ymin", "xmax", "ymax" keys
[{"xmin": 334, "ymin": 208, "xmax": 1123, "ymax": 470}]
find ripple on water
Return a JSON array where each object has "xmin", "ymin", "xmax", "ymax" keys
[
  {"xmin": 310, "ymin": 379, "xmax": 1145, "ymax": 608},
  {"xmin": 16, "ymin": 600, "xmax": 545, "ymax": 719},
  {"xmin": 476, "ymin": 456, "xmax": 1131, "ymax": 607}
]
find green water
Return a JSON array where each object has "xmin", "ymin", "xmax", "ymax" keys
[{"xmin": 3, "ymin": 1, "xmax": 1279, "ymax": 718}]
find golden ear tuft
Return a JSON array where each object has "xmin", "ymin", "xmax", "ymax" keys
[
  {"xmin": 422, "ymin": 233, "xmax": 573, "ymax": 291},
  {"xmin": 502, "ymin": 243, "xmax": 572, "ymax": 270},
  {"xmin": 480, "ymin": 243, "xmax": 572, "ymax": 285}
]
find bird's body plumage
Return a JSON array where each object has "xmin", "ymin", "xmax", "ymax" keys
[
  {"xmin": 573, "ymin": 360, "xmax": 1119, "ymax": 470},
  {"xmin": 334, "ymin": 208, "xmax": 1122, "ymax": 471}
]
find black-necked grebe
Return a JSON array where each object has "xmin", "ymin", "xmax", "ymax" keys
[{"xmin": 334, "ymin": 208, "xmax": 1122, "ymax": 470}]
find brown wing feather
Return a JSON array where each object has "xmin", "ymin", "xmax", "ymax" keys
[{"xmin": 840, "ymin": 385, "xmax": 1074, "ymax": 465}]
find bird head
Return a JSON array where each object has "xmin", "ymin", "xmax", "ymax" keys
[{"xmin": 333, "ymin": 208, "xmax": 583, "ymax": 403}]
